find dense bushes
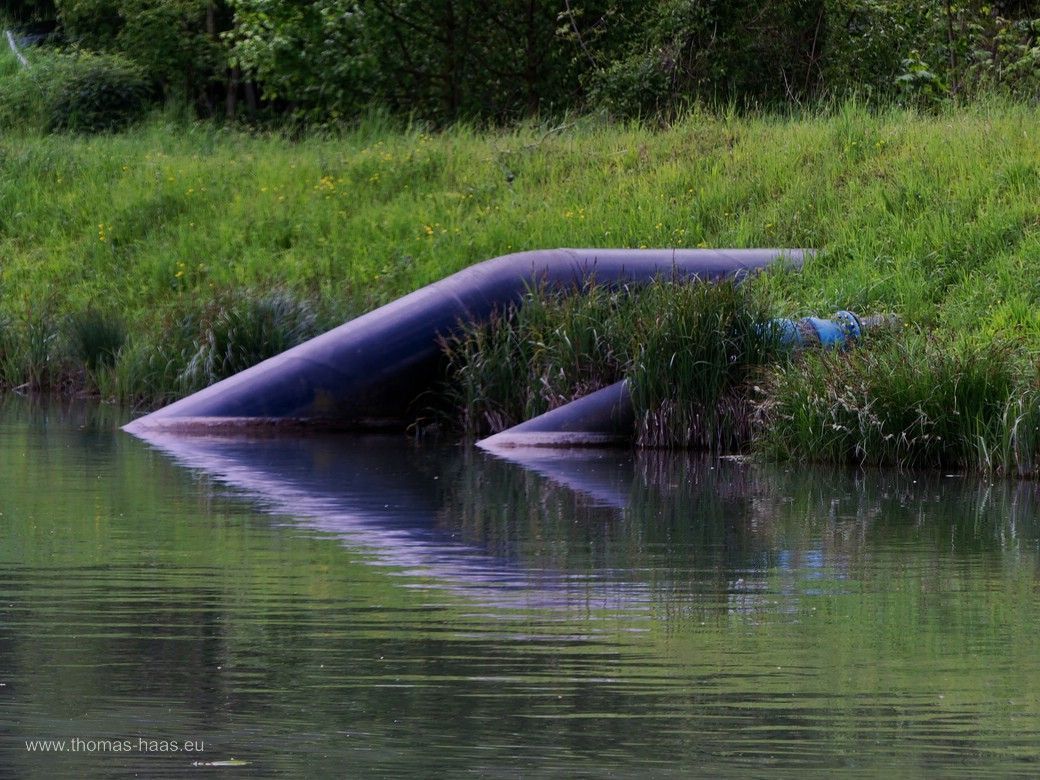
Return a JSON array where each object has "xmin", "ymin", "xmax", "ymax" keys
[
  {"xmin": 0, "ymin": 49, "xmax": 153, "ymax": 132},
  {"xmin": 54, "ymin": 0, "xmax": 227, "ymax": 110},
  {"xmin": 48, "ymin": 53, "xmax": 152, "ymax": 131},
  {"xmin": 5, "ymin": 0, "xmax": 1038, "ymax": 125}
]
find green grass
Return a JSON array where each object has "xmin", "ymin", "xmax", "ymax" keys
[
  {"xmin": 758, "ymin": 329, "xmax": 1040, "ymax": 475},
  {"xmin": 438, "ymin": 278, "xmax": 783, "ymax": 447},
  {"xmin": 3, "ymin": 99, "xmax": 1040, "ymax": 344}
]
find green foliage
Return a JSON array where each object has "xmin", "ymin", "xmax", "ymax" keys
[
  {"xmin": 225, "ymin": 0, "xmax": 374, "ymax": 120},
  {"xmin": 0, "ymin": 49, "xmax": 70, "ymax": 131},
  {"xmin": 820, "ymin": 0, "xmax": 936, "ymax": 101},
  {"xmin": 895, "ymin": 49, "xmax": 948, "ymax": 107},
  {"xmin": 21, "ymin": 0, "xmax": 1040, "ymax": 124},
  {"xmin": 439, "ymin": 281, "xmax": 635, "ymax": 437},
  {"xmin": 627, "ymin": 279, "xmax": 783, "ymax": 449},
  {"xmin": 226, "ymin": 0, "xmax": 616, "ymax": 123},
  {"xmin": 48, "ymin": 52, "xmax": 152, "ymax": 132},
  {"xmin": 3, "ymin": 2, "xmax": 57, "ymax": 24},
  {"xmin": 0, "ymin": 49, "xmax": 154, "ymax": 133},
  {"xmin": 179, "ymin": 289, "xmax": 320, "ymax": 391},
  {"xmin": 588, "ymin": 52, "xmax": 671, "ymax": 119},
  {"xmin": 55, "ymin": 0, "xmax": 229, "ymax": 109},
  {"xmin": 587, "ymin": 0, "xmax": 832, "ymax": 115},
  {"xmin": 962, "ymin": 14, "xmax": 1040, "ymax": 99}
]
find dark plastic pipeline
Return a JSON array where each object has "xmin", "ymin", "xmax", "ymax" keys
[{"xmin": 124, "ymin": 248, "xmax": 805, "ymax": 434}]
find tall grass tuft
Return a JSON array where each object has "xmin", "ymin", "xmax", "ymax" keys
[
  {"xmin": 0, "ymin": 311, "xmax": 60, "ymax": 392},
  {"xmin": 68, "ymin": 308, "xmax": 126, "ymax": 373},
  {"xmin": 179, "ymin": 289, "xmax": 320, "ymax": 392},
  {"xmin": 439, "ymin": 280, "xmax": 634, "ymax": 437},
  {"xmin": 627, "ymin": 279, "xmax": 784, "ymax": 449},
  {"xmin": 757, "ymin": 328, "xmax": 1040, "ymax": 474},
  {"xmin": 440, "ymin": 278, "xmax": 781, "ymax": 447}
]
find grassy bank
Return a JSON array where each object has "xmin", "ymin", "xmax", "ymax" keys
[
  {"xmin": 3, "ymin": 56, "xmax": 1040, "ymax": 467},
  {"xmin": 442, "ymin": 281, "xmax": 1040, "ymax": 475}
]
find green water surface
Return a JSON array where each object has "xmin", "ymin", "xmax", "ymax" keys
[{"xmin": 1, "ymin": 400, "xmax": 1039, "ymax": 777}]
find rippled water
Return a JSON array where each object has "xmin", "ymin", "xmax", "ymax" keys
[{"xmin": 2, "ymin": 399, "xmax": 1040, "ymax": 776}]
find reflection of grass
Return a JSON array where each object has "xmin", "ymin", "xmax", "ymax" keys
[{"xmin": 439, "ymin": 278, "xmax": 781, "ymax": 447}]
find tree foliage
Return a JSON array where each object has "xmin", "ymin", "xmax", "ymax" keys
[
  {"xmin": 13, "ymin": 0, "xmax": 1040, "ymax": 123},
  {"xmin": 226, "ymin": 0, "xmax": 625, "ymax": 122},
  {"xmin": 55, "ymin": 0, "xmax": 230, "ymax": 110}
]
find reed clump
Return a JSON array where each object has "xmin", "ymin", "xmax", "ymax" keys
[
  {"xmin": 444, "ymin": 282, "xmax": 1040, "ymax": 477},
  {"xmin": 439, "ymin": 281, "xmax": 633, "ymax": 437},
  {"xmin": 68, "ymin": 308, "xmax": 126, "ymax": 374},
  {"xmin": 757, "ymin": 328, "xmax": 1040, "ymax": 475},
  {"xmin": 440, "ymin": 278, "xmax": 782, "ymax": 447},
  {"xmin": 178, "ymin": 290, "xmax": 320, "ymax": 392},
  {"xmin": 0, "ymin": 287, "xmax": 326, "ymax": 405},
  {"xmin": 626, "ymin": 279, "xmax": 784, "ymax": 449}
]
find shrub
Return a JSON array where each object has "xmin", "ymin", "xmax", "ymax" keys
[
  {"xmin": 48, "ymin": 52, "xmax": 153, "ymax": 133},
  {"xmin": 0, "ymin": 312, "xmax": 61, "ymax": 391},
  {"xmin": 0, "ymin": 49, "xmax": 155, "ymax": 133},
  {"xmin": 0, "ymin": 50, "xmax": 65, "ymax": 131}
]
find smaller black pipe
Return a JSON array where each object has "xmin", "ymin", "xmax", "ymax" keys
[{"xmin": 478, "ymin": 380, "xmax": 632, "ymax": 449}]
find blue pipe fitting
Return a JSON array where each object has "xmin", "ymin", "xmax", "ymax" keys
[{"xmin": 776, "ymin": 310, "xmax": 864, "ymax": 351}]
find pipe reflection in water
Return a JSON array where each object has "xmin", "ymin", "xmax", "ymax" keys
[
  {"xmin": 136, "ymin": 430, "xmax": 1040, "ymax": 628},
  {"xmin": 123, "ymin": 424, "xmax": 1040, "ymax": 774},
  {"xmin": 11, "ymin": 399, "xmax": 1040, "ymax": 776},
  {"xmin": 132, "ymin": 431, "xmax": 660, "ymax": 631}
]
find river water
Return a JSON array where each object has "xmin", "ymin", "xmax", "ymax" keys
[{"xmin": 1, "ymin": 399, "xmax": 1039, "ymax": 777}]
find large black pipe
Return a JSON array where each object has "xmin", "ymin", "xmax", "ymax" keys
[{"xmin": 124, "ymin": 248, "xmax": 806, "ymax": 434}]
